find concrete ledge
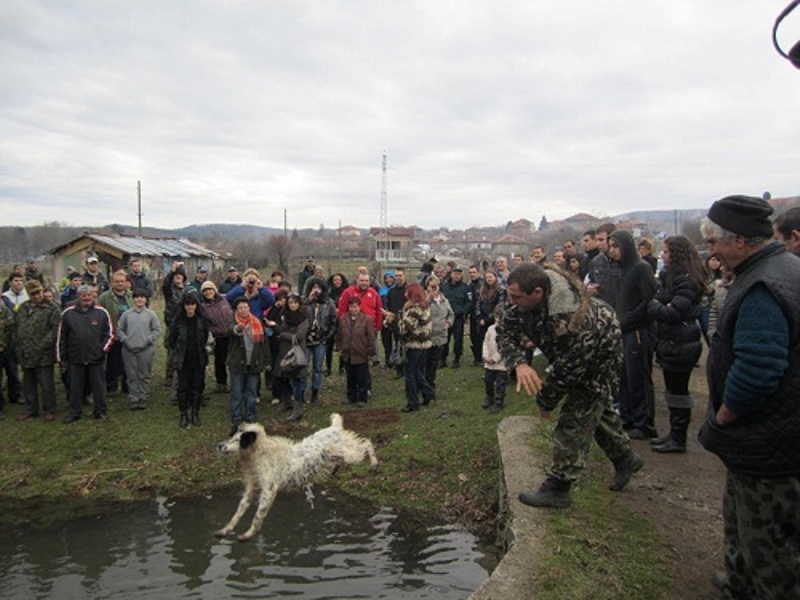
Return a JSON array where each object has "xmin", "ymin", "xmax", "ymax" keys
[{"xmin": 471, "ymin": 416, "xmax": 547, "ymax": 600}]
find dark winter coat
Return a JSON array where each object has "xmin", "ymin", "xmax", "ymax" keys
[
  {"xmin": 227, "ymin": 319, "xmax": 269, "ymax": 374},
  {"xmin": 58, "ymin": 303, "xmax": 114, "ymax": 365},
  {"xmin": 273, "ymin": 306, "xmax": 309, "ymax": 378},
  {"xmin": 168, "ymin": 311, "xmax": 210, "ymax": 371},
  {"xmin": 303, "ymin": 276, "xmax": 338, "ymax": 346},
  {"xmin": 648, "ymin": 270, "xmax": 702, "ymax": 372}
]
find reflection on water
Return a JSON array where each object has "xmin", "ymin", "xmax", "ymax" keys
[{"xmin": 0, "ymin": 492, "xmax": 495, "ymax": 599}]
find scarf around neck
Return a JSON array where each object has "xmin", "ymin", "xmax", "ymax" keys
[{"xmin": 236, "ymin": 312, "xmax": 264, "ymax": 343}]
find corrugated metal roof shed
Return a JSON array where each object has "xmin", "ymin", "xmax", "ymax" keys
[{"xmin": 50, "ymin": 233, "xmax": 220, "ymax": 258}]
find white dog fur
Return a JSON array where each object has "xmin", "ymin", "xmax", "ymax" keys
[{"xmin": 215, "ymin": 413, "xmax": 379, "ymax": 542}]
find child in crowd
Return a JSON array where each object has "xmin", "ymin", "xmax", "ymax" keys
[
  {"xmin": 116, "ymin": 288, "xmax": 161, "ymax": 410},
  {"xmin": 482, "ymin": 305, "xmax": 508, "ymax": 414},
  {"xmin": 336, "ymin": 296, "xmax": 373, "ymax": 406}
]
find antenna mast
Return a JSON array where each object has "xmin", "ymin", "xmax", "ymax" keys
[{"xmin": 379, "ymin": 151, "xmax": 388, "ymax": 263}]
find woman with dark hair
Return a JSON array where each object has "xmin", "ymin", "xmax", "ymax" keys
[
  {"xmin": 264, "ymin": 288, "xmax": 288, "ymax": 404},
  {"xmin": 474, "ymin": 270, "xmax": 506, "ymax": 354},
  {"xmin": 648, "ymin": 235, "xmax": 707, "ymax": 453},
  {"xmin": 273, "ymin": 293, "xmax": 309, "ymax": 422},
  {"xmin": 325, "ymin": 272, "xmax": 349, "ymax": 375},
  {"xmin": 398, "ymin": 283, "xmax": 435, "ymax": 413},
  {"xmin": 168, "ymin": 292, "xmax": 210, "ymax": 428},
  {"xmin": 699, "ymin": 254, "xmax": 723, "ymax": 344}
]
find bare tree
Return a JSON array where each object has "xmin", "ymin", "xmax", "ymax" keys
[
  {"xmin": 266, "ymin": 235, "xmax": 292, "ymax": 273},
  {"xmin": 232, "ymin": 237, "xmax": 270, "ymax": 270}
]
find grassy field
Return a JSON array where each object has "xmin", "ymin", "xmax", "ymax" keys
[{"xmin": 0, "ymin": 296, "xmax": 671, "ymax": 598}]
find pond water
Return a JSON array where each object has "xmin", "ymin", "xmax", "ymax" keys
[{"xmin": 0, "ymin": 491, "xmax": 496, "ymax": 599}]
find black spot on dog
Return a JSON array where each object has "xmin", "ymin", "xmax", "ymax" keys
[{"xmin": 240, "ymin": 431, "xmax": 257, "ymax": 450}]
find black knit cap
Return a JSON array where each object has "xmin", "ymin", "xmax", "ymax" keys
[{"xmin": 707, "ymin": 195, "xmax": 774, "ymax": 238}]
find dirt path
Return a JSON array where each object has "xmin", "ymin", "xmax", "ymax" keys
[{"xmin": 622, "ymin": 353, "xmax": 726, "ymax": 599}]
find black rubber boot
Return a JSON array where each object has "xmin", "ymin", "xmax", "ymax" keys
[
  {"xmin": 190, "ymin": 394, "xmax": 201, "ymax": 426},
  {"xmin": 652, "ymin": 408, "xmax": 689, "ymax": 453},
  {"xmin": 609, "ymin": 452, "xmax": 645, "ymax": 491},
  {"xmin": 518, "ymin": 477, "xmax": 572, "ymax": 508},
  {"xmin": 179, "ymin": 412, "xmax": 189, "ymax": 428}
]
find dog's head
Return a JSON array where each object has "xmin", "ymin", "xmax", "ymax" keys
[{"xmin": 217, "ymin": 422, "xmax": 265, "ymax": 457}]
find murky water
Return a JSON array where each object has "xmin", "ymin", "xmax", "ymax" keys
[{"xmin": 0, "ymin": 491, "xmax": 495, "ymax": 599}]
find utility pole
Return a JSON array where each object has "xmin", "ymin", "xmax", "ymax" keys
[
  {"xmin": 379, "ymin": 151, "xmax": 388, "ymax": 263},
  {"xmin": 137, "ymin": 180, "xmax": 143, "ymax": 236}
]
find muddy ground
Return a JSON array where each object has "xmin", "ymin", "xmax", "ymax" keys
[{"xmin": 622, "ymin": 354, "xmax": 726, "ymax": 599}]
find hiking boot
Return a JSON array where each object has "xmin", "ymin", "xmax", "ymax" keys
[
  {"xmin": 451, "ymin": 358, "xmax": 460, "ymax": 368},
  {"xmin": 609, "ymin": 452, "xmax": 645, "ymax": 491},
  {"xmin": 518, "ymin": 478, "xmax": 572, "ymax": 508},
  {"xmin": 481, "ymin": 398, "xmax": 494, "ymax": 409},
  {"xmin": 489, "ymin": 403, "xmax": 504, "ymax": 414}
]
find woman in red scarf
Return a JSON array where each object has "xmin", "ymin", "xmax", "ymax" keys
[{"xmin": 226, "ymin": 297, "xmax": 268, "ymax": 436}]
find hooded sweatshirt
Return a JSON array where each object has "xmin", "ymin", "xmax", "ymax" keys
[{"xmin": 609, "ymin": 230, "xmax": 657, "ymax": 333}]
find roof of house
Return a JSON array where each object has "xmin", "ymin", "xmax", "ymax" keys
[{"xmin": 50, "ymin": 232, "xmax": 221, "ymax": 259}]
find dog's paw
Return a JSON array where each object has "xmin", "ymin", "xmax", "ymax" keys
[
  {"xmin": 237, "ymin": 533, "xmax": 254, "ymax": 543},
  {"xmin": 214, "ymin": 528, "xmax": 232, "ymax": 538}
]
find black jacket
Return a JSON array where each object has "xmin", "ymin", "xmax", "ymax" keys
[
  {"xmin": 609, "ymin": 230, "xmax": 657, "ymax": 333},
  {"xmin": 168, "ymin": 310, "xmax": 209, "ymax": 371},
  {"xmin": 58, "ymin": 303, "xmax": 113, "ymax": 365}
]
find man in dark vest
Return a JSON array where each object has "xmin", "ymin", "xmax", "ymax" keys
[{"xmin": 698, "ymin": 195, "xmax": 800, "ymax": 598}]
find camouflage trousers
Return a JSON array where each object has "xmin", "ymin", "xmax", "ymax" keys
[
  {"xmin": 721, "ymin": 471, "xmax": 800, "ymax": 599},
  {"xmin": 547, "ymin": 384, "xmax": 632, "ymax": 483}
]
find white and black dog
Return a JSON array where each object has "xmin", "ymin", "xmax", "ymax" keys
[{"xmin": 215, "ymin": 413, "xmax": 379, "ymax": 542}]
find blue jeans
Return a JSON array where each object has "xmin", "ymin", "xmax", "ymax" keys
[
  {"xmin": 306, "ymin": 343, "xmax": 326, "ymax": 391},
  {"xmin": 230, "ymin": 370, "xmax": 258, "ymax": 426},
  {"xmin": 289, "ymin": 376, "xmax": 307, "ymax": 403}
]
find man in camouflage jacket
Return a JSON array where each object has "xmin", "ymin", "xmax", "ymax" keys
[
  {"xmin": 500, "ymin": 263, "xmax": 644, "ymax": 508},
  {"xmin": 16, "ymin": 280, "xmax": 61, "ymax": 420}
]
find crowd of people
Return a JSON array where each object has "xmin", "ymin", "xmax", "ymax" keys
[{"xmin": 1, "ymin": 198, "xmax": 799, "ymax": 597}]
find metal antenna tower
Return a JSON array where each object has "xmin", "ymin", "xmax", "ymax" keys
[{"xmin": 379, "ymin": 151, "xmax": 388, "ymax": 263}]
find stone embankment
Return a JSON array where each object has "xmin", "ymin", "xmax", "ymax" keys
[{"xmin": 470, "ymin": 415, "xmax": 544, "ymax": 600}]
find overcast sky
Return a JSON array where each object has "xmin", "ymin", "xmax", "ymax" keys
[{"xmin": 1, "ymin": 1, "xmax": 799, "ymax": 231}]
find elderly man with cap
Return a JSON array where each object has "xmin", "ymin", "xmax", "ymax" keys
[
  {"xmin": 218, "ymin": 265, "xmax": 243, "ymax": 294},
  {"xmin": 698, "ymin": 195, "xmax": 800, "ymax": 598},
  {"xmin": 16, "ymin": 280, "xmax": 61, "ymax": 421},
  {"xmin": 298, "ymin": 256, "xmax": 316, "ymax": 294}
]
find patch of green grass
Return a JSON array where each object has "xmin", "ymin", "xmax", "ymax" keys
[{"xmin": 0, "ymin": 299, "xmax": 671, "ymax": 594}]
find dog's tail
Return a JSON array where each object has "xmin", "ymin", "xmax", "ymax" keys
[{"xmin": 329, "ymin": 413, "xmax": 343, "ymax": 429}]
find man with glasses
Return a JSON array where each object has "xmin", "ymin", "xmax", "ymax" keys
[{"xmin": 699, "ymin": 195, "xmax": 800, "ymax": 597}]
